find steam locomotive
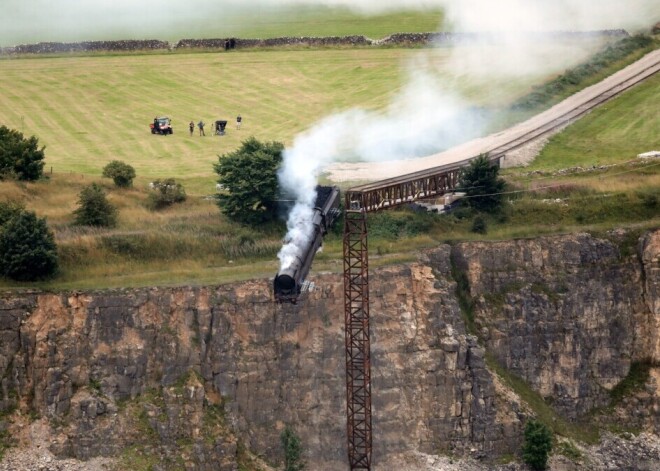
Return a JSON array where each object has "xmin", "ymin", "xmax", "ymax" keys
[{"xmin": 273, "ymin": 185, "xmax": 341, "ymax": 303}]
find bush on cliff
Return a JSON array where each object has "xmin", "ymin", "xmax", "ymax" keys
[
  {"xmin": 280, "ymin": 425, "xmax": 305, "ymax": 471},
  {"xmin": 0, "ymin": 210, "xmax": 58, "ymax": 281},
  {"xmin": 522, "ymin": 419, "xmax": 553, "ymax": 470},
  {"xmin": 0, "ymin": 125, "xmax": 46, "ymax": 181}
]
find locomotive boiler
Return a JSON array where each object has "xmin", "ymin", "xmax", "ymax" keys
[{"xmin": 274, "ymin": 185, "xmax": 340, "ymax": 303}]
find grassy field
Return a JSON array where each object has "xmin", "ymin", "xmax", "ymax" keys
[
  {"xmin": 168, "ymin": 7, "xmax": 446, "ymax": 41},
  {"xmin": 0, "ymin": 37, "xmax": 658, "ymax": 289},
  {"xmin": 0, "ymin": 42, "xmax": 606, "ymax": 196}
]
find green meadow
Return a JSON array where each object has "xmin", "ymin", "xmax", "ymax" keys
[{"xmin": 523, "ymin": 72, "xmax": 660, "ymax": 171}]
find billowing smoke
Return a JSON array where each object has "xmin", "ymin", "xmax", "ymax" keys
[
  {"xmin": 275, "ymin": 0, "xmax": 658, "ymax": 270},
  {"xmin": 276, "ymin": 69, "xmax": 487, "ymax": 269}
]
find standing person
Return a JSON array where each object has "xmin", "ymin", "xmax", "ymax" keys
[
  {"xmin": 198, "ymin": 120, "xmax": 205, "ymax": 136},
  {"xmin": 153, "ymin": 117, "xmax": 159, "ymax": 134},
  {"xmin": 189, "ymin": 121, "xmax": 194, "ymax": 136},
  {"xmin": 236, "ymin": 114, "xmax": 242, "ymax": 130}
]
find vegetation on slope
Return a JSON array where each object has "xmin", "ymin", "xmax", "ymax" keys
[
  {"xmin": 511, "ymin": 35, "xmax": 658, "ymax": 112},
  {"xmin": 0, "ymin": 30, "xmax": 658, "ymax": 288},
  {"xmin": 523, "ymin": 73, "xmax": 660, "ymax": 171}
]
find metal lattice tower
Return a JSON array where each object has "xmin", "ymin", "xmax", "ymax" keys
[
  {"xmin": 341, "ymin": 163, "xmax": 469, "ymax": 470},
  {"xmin": 343, "ymin": 200, "xmax": 372, "ymax": 470}
]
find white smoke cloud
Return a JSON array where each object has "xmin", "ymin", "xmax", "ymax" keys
[{"xmin": 276, "ymin": 68, "xmax": 487, "ymax": 269}]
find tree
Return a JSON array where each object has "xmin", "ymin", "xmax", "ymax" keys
[
  {"xmin": 73, "ymin": 183, "xmax": 117, "ymax": 227},
  {"xmin": 102, "ymin": 160, "xmax": 136, "ymax": 188},
  {"xmin": 0, "ymin": 210, "xmax": 58, "ymax": 281},
  {"xmin": 459, "ymin": 154, "xmax": 506, "ymax": 213},
  {"xmin": 0, "ymin": 125, "xmax": 46, "ymax": 181},
  {"xmin": 147, "ymin": 178, "xmax": 186, "ymax": 210},
  {"xmin": 280, "ymin": 425, "xmax": 305, "ymax": 471},
  {"xmin": 214, "ymin": 137, "xmax": 284, "ymax": 226},
  {"xmin": 522, "ymin": 419, "xmax": 553, "ymax": 470}
]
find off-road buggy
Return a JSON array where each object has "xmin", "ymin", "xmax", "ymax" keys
[{"xmin": 150, "ymin": 117, "xmax": 173, "ymax": 135}]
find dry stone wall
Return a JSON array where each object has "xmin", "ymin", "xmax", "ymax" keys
[
  {"xmin": 0, "ymin": 40, "xmax": 169, "ymax": 55},
  {"xmin": 0, "ymin": 30, "xmax": 628, "ymax": 55}
]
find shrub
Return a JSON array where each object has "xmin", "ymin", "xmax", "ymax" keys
[
  {"xmin": 471, "ymin": 215, "xmax": 487, "ymax": 234},
  {"xmin": 0, "ymin": 125, "xmax": 46, "ymax": 181},
  {"xmin": 367, "ymin": 210, "xmax": 435, "ymax": 240},
  {"xmin": 0, "ymin": 210, "xmax": 58, "ymax": 281},
  {"xmin": 147, "ymin": 178, "xmax": 186, "ymax": 210},
  {"xmin": 280, "ymin": 425, "xmax": 305, "ymax": 471},
  {"xmin": 639, "ymin": 192, "xmax": 658, "ymax": 209},
  {"xmin": 102, "ymin": 160, "xmax": 136, "ymax": 187},
  {"xmin": 73, "ymin": 183, "xmax": 118, "ymax": 227},
  {"xmin": 522, "ymin": 419, "xmax": 553, "ymax": 470}
]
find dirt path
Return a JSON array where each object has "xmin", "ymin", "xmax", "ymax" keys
[{"xmin": 323, "ymin": 49, "xmax": 660, "ymax": 184}]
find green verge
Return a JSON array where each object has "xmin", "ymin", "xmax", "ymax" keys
[
  {"xmin": 486, "ymin": 352, "xmax": 600, "ymax": 444},
  {"xmin": 524, "ymin": 73, "xmax": 660, "ymax": 171},
  {"xmin": 511, "ymin": 35, "xmax": 658, "ymax": 111},
  {"xmin": 491, "ymin": 35, "xmax": 659, "ymax": 131},
  {"xmin": 609, "ymin": 360, "xmax": 656, "ymax": 407}
]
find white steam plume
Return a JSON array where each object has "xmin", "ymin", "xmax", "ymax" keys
[{"xmin": 276, "ymin": 71, "xmax": 483, "ymax": 270}]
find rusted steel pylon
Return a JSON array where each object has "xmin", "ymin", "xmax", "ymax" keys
[{"xmin": 343, "ymin": 192, "xmax": 372, "ymax": 471}]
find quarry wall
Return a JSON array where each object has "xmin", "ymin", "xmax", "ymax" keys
[{"xmin": 0, "ymin": 229, "xmax": 658, "ymax": 470}]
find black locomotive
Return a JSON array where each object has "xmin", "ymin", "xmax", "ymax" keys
[{"xmin": 274, "ymin": 185, "xmax": 340, "ymax": 303}]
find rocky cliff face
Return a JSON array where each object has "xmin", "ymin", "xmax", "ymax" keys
[
  {"xmin": 452, "ymin": 232, "xmax": 652, "ymax": 418},
  {"xmin": 1, "ymin": 230, "xmax": 658, "ymax": 470}
]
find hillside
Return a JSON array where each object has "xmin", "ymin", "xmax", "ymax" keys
[{"xmin": 3, "ymin": 34, "xmax": 655, "ymax": 289}]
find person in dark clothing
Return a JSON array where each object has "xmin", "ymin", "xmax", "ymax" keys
[
  {"xmin": 153, "ymin": 117, "xmax": 159, "ymax": 134},
  {"xmin": 198, "ymin": 120, "xmax": 205, "ymax": 136},
  {"xmin": 189, "ymin": 121, "xmax": 194, "ymax": 136}
]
